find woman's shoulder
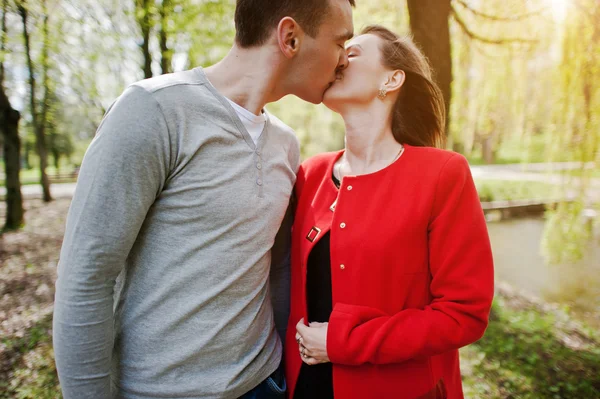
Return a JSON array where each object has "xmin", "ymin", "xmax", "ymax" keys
[
  {"xmin": 405, "ymin": 145, "xmax": 469, "ymax": 170},
  {"xmin": 401, "ymin": 145, "xmax": 472, "ymax": 188}
]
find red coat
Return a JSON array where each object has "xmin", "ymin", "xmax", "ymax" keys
[{"xmin": 285, "ymin": 144, "xmax": 494, "ymax": 399}]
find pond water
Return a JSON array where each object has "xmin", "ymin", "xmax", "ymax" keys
[{"xmin": 487, "ymin": 217, "xmax": 600, "ymax": 324}]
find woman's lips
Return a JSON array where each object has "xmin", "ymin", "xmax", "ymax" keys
[{"xmin": 326, "ymin": 74, "xmax": 344, "ymax": 90}]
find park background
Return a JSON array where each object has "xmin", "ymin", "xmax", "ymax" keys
[{"xmin": 0, "ymin": 0, "xmax": 599, "ymax": 397}]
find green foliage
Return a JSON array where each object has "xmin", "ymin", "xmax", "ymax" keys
[
  {"xmin": 475, "ymin": 179, "xmax": 558, "ymax": 202},
  {"xmin": 542, "ymin": 201, "xmax": 592, "ymax": 264},
  {"xmin": 539, "ymin": 0, "xmax": 600, "ymax": 263},
  {"xmin": 466, "ymin": 298, "xmax": 600, "ymax": 399},
  {"xmin": 477, "ymin": 182, "xmax": 496, "ymax": 202},
  {"xmin": 2, "ymin": 0, "xmax": 598, "ymax": 257},
  {"xmin": 1, "ymin": 315, "xmax": 52, "ymax": 358},
  {"xmin": 4, "ymin": 0, "xmax": 598, "ymax": 172},
  {"xmin": 1, "ymin": 315, "xmax": 62, "ymax": 399}
]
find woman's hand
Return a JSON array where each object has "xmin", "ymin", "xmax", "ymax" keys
[{"xmin": 295, "ymin": 318, "xmax": 330, "ymax": 365}]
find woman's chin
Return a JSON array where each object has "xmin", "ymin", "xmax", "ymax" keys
[{"xmin": 323, "ymin": 86, "xmax": 346, "ymax": 111}]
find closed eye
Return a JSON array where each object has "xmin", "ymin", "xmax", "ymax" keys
[{"xmin": 345, "ymin": 44, "xmax": 362, "ymax": 57}]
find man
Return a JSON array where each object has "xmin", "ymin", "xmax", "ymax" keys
[{"xmin": 52, "ymin": 0, "xmax": 355, "ymax": 398}]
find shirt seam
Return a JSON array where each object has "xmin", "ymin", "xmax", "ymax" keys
[{"xmin": 129, "ymin": 85, "xmax": 174, "ymax": 189}]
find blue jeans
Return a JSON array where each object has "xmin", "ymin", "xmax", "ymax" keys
[{"xmin": 238, "ymin": 362, "xmax": 286, "ymax": 399}]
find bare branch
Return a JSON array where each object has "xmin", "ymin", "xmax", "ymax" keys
[
  {"xmin": 451, "ymin": 6, "xmax": 538, "ymax": 46},
  {"xmin": 454, "ymin": 0, "xmax": 550, "ymax": 22}
]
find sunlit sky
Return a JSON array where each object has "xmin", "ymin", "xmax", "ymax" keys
[{"xmin": 548, "ymin": 0, "xmax": 569, "ymax": 21}]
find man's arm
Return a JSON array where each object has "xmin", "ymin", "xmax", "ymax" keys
[
  {"xmin": 270, "ymin": 200, "xmax": 293, "ymax": 343},
  {"xmin": 53, "ymin": 85, "xmax": 172, "ymax": 399},
  {"xmin": 269, "ymin": 139, "xmax": 300, "ymax": 345}
]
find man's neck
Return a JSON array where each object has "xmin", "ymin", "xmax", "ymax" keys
[{"xmin": 204, "ymin": 43, "xmax": 287, "ymax": 115}]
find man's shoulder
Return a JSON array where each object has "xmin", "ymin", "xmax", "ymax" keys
[
  {"xmin": 266, "ymin": 112, "xmax": 296, "ymax": 139},
  {"xmin": 265, "ymin": 112, "xmax": 301, "ymax": 171},
  {"xmin": 125, "ymin": 68, "xmax": 221, "ymax": 122},
  {"xmin": 131, "ymin": 68, "xmax": 206, "ymax": 95}
]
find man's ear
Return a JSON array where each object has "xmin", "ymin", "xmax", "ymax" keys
[
  {"xmin": 384, "ymin": 70, "xmax": 406, "ymax": 94},
  {"xmin": 277, "ymin": 17, "xmax": 302, "ymax": 58}
]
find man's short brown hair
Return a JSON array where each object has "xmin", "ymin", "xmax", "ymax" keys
[{"xmin": 234, "ymin": 0, "xmax": 356, "ymax": 48}]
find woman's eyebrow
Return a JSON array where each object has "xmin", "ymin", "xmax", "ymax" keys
[{"xmin": 345, "ymin": 44, "xmax": 363, "ymax": 51}]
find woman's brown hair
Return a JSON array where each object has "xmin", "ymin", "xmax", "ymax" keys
[{"xmin": 362, "ymin": 25, "xmax": 446, "ymax": 148}]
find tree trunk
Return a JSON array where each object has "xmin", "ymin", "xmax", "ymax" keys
[
  {"xmin": 19, "ymin": 1, "xmax": 52, "ymax": 202},
  {"xmin": 53, "ymin": 148, "xmax": 60, "ymax": 171},
  {"xmin": 406, "ymin": 0, "xmax": 453, "ymax": 143},
  {"xmin": 23, "ymin": 142, "xmax": 31, "ymax": 169},
  {"xmin": 482, "ymin": 136, "xmax": 495, "ymax": 165},
  {"xmin": 137, "ymin": 0, "xmax": 153, "ymax": 79},
  {"xmin": 0, "ymin": 95, "xmax": 24, "ymax": 231},
  {"xmin": 159, "ymin": 0, "xmax": 171, "ymax": 74},
  {"xmin": 1, "ymin": 0, "xmax": 24, "ymax": 230}
]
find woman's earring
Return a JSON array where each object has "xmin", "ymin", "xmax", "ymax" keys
[{"xmin": 378, "ymin": 88, "xmax": 387, "ymax": 100}]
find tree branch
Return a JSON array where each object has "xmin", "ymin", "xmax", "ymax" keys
[
  {"xmin": 454, "ymin": 0, "xmax": 549, "ymax": 22},
  {"xmin": 0, "ymin": 0, "xmax": 7, "ymax": 84},
  {"xmin": 40, "ymin": 0, "xmax": 51, "ymax": 130},
  {"xmin": 451, "ymin": 6, "xmax": 538, "ymax": 45}
]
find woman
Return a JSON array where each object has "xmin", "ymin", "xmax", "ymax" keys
[{"xmin": 285, "ymin": 25, "xmax": 494, "ymax": 399}]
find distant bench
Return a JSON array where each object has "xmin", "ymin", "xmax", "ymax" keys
[
  {"xmin": 48, "ymin": 167, "xmax": 79, "ymax": 183},
  {"xmin": 481, "ymin": 198, "xmax": 572, "ymax": 220}
]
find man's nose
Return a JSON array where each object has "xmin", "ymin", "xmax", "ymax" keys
[{"xmin": 338, "ymin": 52, "xmax": 349, "ymax": 71}]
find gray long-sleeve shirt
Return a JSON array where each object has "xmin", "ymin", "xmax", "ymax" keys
[{"xmin": 52, "ymin": 68, "xmax": 300, "ymax": 399}]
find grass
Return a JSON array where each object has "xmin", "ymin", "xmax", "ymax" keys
[
  {"xmin": 467, "ymin": 156, "xmax": 523, "ymax": 166},
  {"xmin": 0, "ymin": 315, "xmax": 61, "ymax": 399},
  {"xmin": 2, "ymin": 293, "xmax": 598, "ymax": 399},
  {"xmin": 475, "ymin": 179, "xmax": 560, "ymax": 202},
  {"xmin": 1, "ymin": 316, "xmax": 52, "ymax": 354},
  {"xmin": 461, "ymin": 296, "xmax": 600, "ymax": 398},
  {"xmin": 557, "ymin": 169, "xmax": 600, "ymax": 178}
]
